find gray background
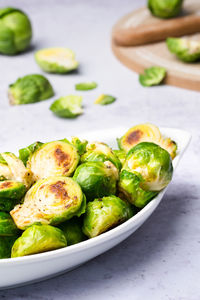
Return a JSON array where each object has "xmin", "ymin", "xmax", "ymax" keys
[{"xmin": 0, "ymin": 0, "xmax": 199, "ymax": 299}]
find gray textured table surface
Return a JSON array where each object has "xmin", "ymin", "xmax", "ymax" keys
[{"xmin": 0, "ymin": 0, "xmax": 199, "ymax": 299}]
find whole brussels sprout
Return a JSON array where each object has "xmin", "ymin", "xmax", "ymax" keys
[
  {"xmin": 0, "ymin": 236, "xmax": 18, "ymax": 259},
  {"xmin": 0, "ymin": 180, "xmax": 26, "ymax": 211},
  {"xmin": 166, "ymin": 38, "xmax": 200, "ymax": 62},
  {"xmin": 0, "ymin": 152, "xmax": 33, "ymax": 188},
  {"xmin": 27, "ymin": 140, "xmax": 79, "ymax": 181},
  {"xmin": 73, "ymin": 161, "xmax": 119, "ymax": 201},
  {"xmin": 50, "ymin": 95, "xmax": 83, "ymax": 118},
  {"xmin": 35, "ymin": 48, "xmax": 78, "ymax": 73},
  {"xmin": 148, "ymin": 0, "xmax": 183, "ymax": 19},
  {"xmin": 8, "ymin": 74, "xmax": 54, "ymax": 105},
  {"xmin": 123, "ymin": 142, "xmax": 173, "ymax": 191},
  {"xmin": 11, "ymin": 225, "xmax": 67, "ymax": 258},
  {"xmin": 83, "ymin": 195, "xmax": 134, "ymax": 238},
  {"xmin": 0, "ymin": 212, "xmax": 20, "ymax": 236},
  {"xmin": 0, "ymin": 7, "xmax": 32, "ymax": 55},
  {"xmin": 118, "ymin": 170, "xmax": 158, "ymax": 208},
  {"xmin": 11, "ymin": 176, "xmax": 86, "ymax": 230},
  {"xmin": 81, "ymin": 142, "xmax": 122, "ymax": 170},
  {"xmin": 58, "ymin": 217, "xmax": 86, "ymax": 246},
  {"xmin": 19, "ymin": 141, "xmax": 43, "ymax": 166}
]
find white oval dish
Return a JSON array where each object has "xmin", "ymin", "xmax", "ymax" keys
[{"xmin": 0, "ymin": 127, "xmax": 191, "ymax": 289}]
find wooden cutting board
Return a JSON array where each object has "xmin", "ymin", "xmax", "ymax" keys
[{"xmin": 111, "ymin": 0, "xmax": 200, "ymax": 91}]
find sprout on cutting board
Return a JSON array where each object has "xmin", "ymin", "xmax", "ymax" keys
[
  {"xmin": 148, "ymin": 0, "xmax": 183, "ymax": 19},
  {"xmin": 35, "ymin": 48, "xmax": 78, "ymax": 73},
  {"xmin": 0, "ymin": 7, "xmax": 32, "ymax": 55},
  {"xmin": 94, "ymin": 94, "xmax": 116, "ymax": 105},
  {"xmin": 75, "ymin": 82, "xmax": 97, "ymax": 91},
  {"xmin": 8, "ymin": 74, "xmax": 54, "ymax": 105},
  {"xmin": 50, "ymin": 95, "xmax": 83, "ymax": 118},
  {"xmin": 166, "ymin": 37, "xmax": 200, "ymax": 62},
  {"xmin": 139, "ymin": 66, "xmax": 166, "ymax": 87}
]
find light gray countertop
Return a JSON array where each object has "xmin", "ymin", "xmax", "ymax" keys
[{"xmin": 0, "ymin": 0, "xmax": 199, "ymax": 299}]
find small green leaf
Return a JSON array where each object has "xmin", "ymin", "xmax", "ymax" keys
[
  {"xmin": 94, "ymin": 94, "xmax": 116, "ymax": 105},
  {"xmin": 139, "ymin": 66, "xmax": 166, "ymax": 87},
  {"xmin": 75, "ymin": 82, "xmax": 97, "ymax": 91}
]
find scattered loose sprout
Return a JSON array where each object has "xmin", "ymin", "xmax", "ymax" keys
[
  {"xmin": 35, "ymin": 48, "xmax": 78, "ymax": 73},
  {"xmin": 75, "ymin": 82, "xmax": 97, "ymax": 91},
  {"xmin": 166, "ymin": 38, "xmax": 200, "ymax": 62},
  {"xmin": 58, "ymin": 217, "xmax": 86, "ymax": 246},
  {"xmin": 8, "ymin": 74, "xmax": 54, "ymax": 105},
  {"xmin": 0, "ymin": 7, "xmax": 32, "ymax": 55},
  {"xmin": 50, "ymin": 95, "xmax": 83, "ymax": 118},
  {"xmin": 83, "ymin": 195, "xmax": 133, "ymax": 238},
  {"xmin": 11, "ymin": 225, "xmax": 67, "ymax": 257},
  {"xmin": 148, "ymin": 0, "xmax": 183, "ymax": 19},
  {"xmin": 94, "ymin": 94, "xmax": 116, "ymax": 105},
  {"xmin": 139, "ymin": 66, "xmax": 166, "ymax": 87}
]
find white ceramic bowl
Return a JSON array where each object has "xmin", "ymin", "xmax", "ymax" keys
[{"xmin": 0, "ymin": 127, "xmax": 191, "ymax": 289}]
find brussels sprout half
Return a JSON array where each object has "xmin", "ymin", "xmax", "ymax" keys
[
  {"xmin": 166, "ymin": 38, "xmax": 200, "ymax": 63},
  {"xmin": 11, "ymin": 176, "xmax": 86, "ymax": 230},
  {"xmin": 35, "ymin": 48, "xmax": 78, "ymax": 73},
  {"xmin": 124, "ymin": 142, "xmax": 173, "ymax": 192},
  {"xmin": 19, "ymin": 141, "xmax": 43, "ymax": 166},
  {"xmin": 118, "ymin": 170, "xmax": 158, "ymax": 208},
  {"xmin": 8, "ymin": 74, "xmax": 54, "ymax": 105},
  {"xmin": 148, "ymin": 0, "xmax": 183, "ymax": 19},
  {"xmin": 81, "ymin": 142, "xmax": 122, "ymax": 170},
  {"xmin": 139, "ymin": 66, "xmax": 166, "ymax": 87},
  {"xmin": 58, "ymin": 217, "xmax": 86, "ymax": 246},
  {"xmin": 11, "ymin": 225, "xmax": 67, "ymax": 258},
  {"xmin": 0, "ymin": 236, "xmax": 18, "ymax": 259},
  {"xmin": 83, "ymin": 195, "xmax": 134, "ymax": 238},
  {"xmin": 73, "ymin": 161, "xmax": 119, "ymax": 201},
  {"xmin": 0, "ymin": 212, "xmax": 20, "ymax": 236},
  {"xmin": 27, "ymin": 140, "xmax": 79, "ymax": 181},
  {"xmin": 50, "ymin": 95, "xmax": 83, "ymax": 118},
  {"xmin": 0, "ymin": 7, "xmax": 32, "ymax": 55}
]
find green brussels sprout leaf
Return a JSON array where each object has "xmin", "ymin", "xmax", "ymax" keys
[
  {"xmin": 50, "ymin": 95, "xmax": 83, "ymax": 118},
  {"xmin": 75, "ymin": 82, "xmax": 97, "ymax": 91},
  {"xmin": 94, "ymin": 94, "xmax": 116, "ymax": 105},
  {"xmin": 71, "ymin": 137, "xmax": 88, "ymax": 155},
  {"xmin": 19, "ymin": 141, "xmax": 43, "ymax": 166},
  {"xmin": 139, "ymin": 66, "xmax": 166, "ymax": 87}
]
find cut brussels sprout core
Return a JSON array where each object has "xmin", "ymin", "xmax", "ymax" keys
[
  {"xmin": 0, "ymin": 7, "xmax": 32, "ymax": 55},
  {"xmin": 0, "ymin": 180, "xmax": 26, "ymax": 200},
  {"xmin": 10, "ymin": 176, "xmax": 86, "ymax": 230},
  {"xmin": 0, "ymin": 236, "xmax": 18, "ymax": 259},
  {"xmin": 94, "ymin": 94, "xmax": 116, "ymax": 105},
  {"xmin": 35, "ymin": 48, "xmax": 78, "ymax": 73},
  {"xmin": 50, "ymin": 95, "xmax": 83, "ymax": 118},
  {"xmin": 166, "ymin": 38, "xmax": 200, "ymax": 62},
  {"xmin": 0, "ymin": 212, "xmax": 20, "ymax": 236},
  {"xmin": 139, "ymin": 66, "xmax": 166, "ymax": 87},
  {"xmin": 75, "ymin": 82, "xmax": 97, "ymax": 91},
  {"xmin": 73, "ymin": 161, "xmax": 118, "ymax": 201},
  {"xmin": 83, "ymin": 195, "xmax": 133, "ymax": 238},
  {"xmin": 58, "ymin": 217, "xmax": 86, "ymax": 246},
  {"xmin": 27, "ymin": 140, "xmax": 79, "ymax": 181},
  {"xmin": 11, "ymin": 225, "xmax": 67, "ymax": 257},
  {"xmin": 81, "ymin": 142, "xmax": 122, "ymax": 170},
  {"xmin": 8, "ymin": 74, "xmax": 54, "ymax": 105},
  {"xmin": 124, "ymin": 142, "xmax": 173, "ymax": 191},
  {"xmin": 148, "ymin": 0, "xmax": 183, "ymax": 19}
]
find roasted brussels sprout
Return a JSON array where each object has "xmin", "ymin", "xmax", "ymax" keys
[
  {"xmin": 118, "ymin": 170, "xmax": 158, "ymax": 208},
  {"xmin": 11, "ymin": 176, "xmax": 86, "ymax": 230},
  {"xmin": 27, "ymin": 140, "xmax": 79, "ymax": 181},
  {"xmin": 113, "ymin": 150, "xmax": 126, "ymax": 165},
  {"xmin": 11, "ymin": 225, "xmax": 67, "ymax": 257},
  {"xmin": 166, "ymin": 38, "xmax": 200, "ymax": 62},
  {"xmin": 0, "ymin": 212, "xmax": 19, "ymax": 236},
  {"xmin": 19, "ymin": 141, "xmax": 43, "ymax": 166},
  {"xmin": 35, "ymin": 48, "xmax": 78, "ymax": 73},
  {"xmin": 123, "ymin": 142, "xmax": 173, "ymax": 191},
  {"xmin": 75, "ymin": 82, "xmax": 97, "ymax": 91},
  {"xmin": 81, "ymin": 142, "xmax": 122, "ymax": 170},
  {"xmin": 117, "ymin": 123, "xmax": 177, "ymax": 159},
  {"xmin": 71, "ymin": 137, "xmax": 88, "ymax": 156},
  {"xmin": 0, "ymin": 152, "xmax": 33, "ymax": 188},
  {"xmin": 58, "ymin": 217, "xmax": 86, "ymax": 246},
  {"xmin": 83, "ymin": 195, "xmax": 133, "ymax": 238},
  {"xmin": 50, "ymin": 95, "xmax": 83, "ymax": 118},
  {"xmin": 94, "ymin": 94, "xmax": 116, "ymax": 105},
  {"xmin": 0, "ymin": 7, "xmax": 32, "ymax": 55},
  {"xmin": 8, "ymin": 74, "xmax": 54, "ymax": 105},
  {"xmin": 139, "ymin": 66, "xmax": 166, "ymax": 87},
  {"xmin": 73, "ymin": 161, "xmax": 118, "ymax": 201},
  {"xmin": 0, "ymin": 236, "xmax": 18, "ymax": 259},
  {"xmin": 148, "ymin": 0, "xmax": 183, "ymax": 19}
]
